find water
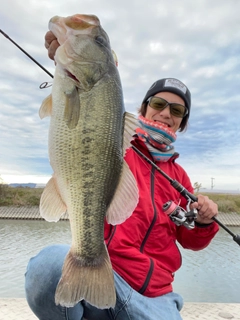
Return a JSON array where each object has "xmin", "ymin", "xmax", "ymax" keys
[
  {"xmin": 174, "ymin": 227, "xmax": 240, "ymax": 302},
  {"xmin": 0, "ymin": 219, "xmax": 240, "ymax": 302},
  {"xmin": 0, "ymin": 219, "xmax": 71, "ymax": 298}
]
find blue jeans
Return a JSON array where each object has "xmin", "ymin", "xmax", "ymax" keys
[{"xmin": 25, "ymin": 244, "xmax": 183, "ymax": 320}]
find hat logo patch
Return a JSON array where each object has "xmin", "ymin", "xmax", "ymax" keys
[{"xmin": 164, "ymin": 79, "xmax": 187, "ymax": 94}]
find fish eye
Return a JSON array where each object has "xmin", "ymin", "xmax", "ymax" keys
[{"xmin": 95, "ymin": 36, "xmax": 106, "ymax": 46}]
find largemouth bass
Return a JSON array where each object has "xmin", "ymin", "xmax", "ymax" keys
[{"xmin": 39, "ymin": 14, "xmax": 138, "ymax": 309}]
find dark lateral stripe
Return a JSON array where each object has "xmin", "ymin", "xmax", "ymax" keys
[{"xmin": 138, "ymin": 258, "xmax": 154, "ymax": 294}]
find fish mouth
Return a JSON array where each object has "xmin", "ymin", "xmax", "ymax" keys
[
  {"xmin": 65, "ymin": 69, "xmax": 79, "ymax": 82},
  {"xmin": 65, "ymin": 14, "xmax": 100, "ymax": 29},
  {"xmin": 50, "ymin": 14, "xmax": 100, "ymax": 35}
]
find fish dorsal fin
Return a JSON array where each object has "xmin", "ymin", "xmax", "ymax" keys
[
  {"xmin": 64, "ymin": 86, "xmax": 80, "ymax": 129},
  {"xmin": 39, "ymin": 94, "xmax": 52, "ymax": 119},
  {"xmin": 123, "ymin": 112, "xmax": 138, "ymax": 154},
  {"xmin": 106, "ymin": 160, "xmax": 139, "ymax": 225},
  {"xmin": 40, "ymin": 176, "xmax": 67, "ymax": 222}
]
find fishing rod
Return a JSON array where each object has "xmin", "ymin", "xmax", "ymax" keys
[
  {"xmin": 132, "ymin": 145, "xmax": 240, "ymax": 246},
  {"xmin": 3, "ymin": 27, "xmax": 239, "ymax": 246},
  {"xmin": 0, "ymin": 29, "xmax": 54, "ymax": 78}
]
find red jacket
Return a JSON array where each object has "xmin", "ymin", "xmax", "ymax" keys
[{"xmin": 104, "ymin": 137, "xmax": 219, "ymax": 297}]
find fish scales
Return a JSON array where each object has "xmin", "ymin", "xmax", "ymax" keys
[
  {"xmin": 51, "ymin": 75, "xmax": 123, "ymax": 257},
  {"xmin": 39, "ymin": 14, "xmax": 139, "ymax": 309}
]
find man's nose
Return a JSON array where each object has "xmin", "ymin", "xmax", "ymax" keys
[{"xmin": 159, "ymin": 105, "xmax": 171, "ymax": 117}]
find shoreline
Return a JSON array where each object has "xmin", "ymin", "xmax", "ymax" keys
[
  {"xmin": 0, "ymin": 206, "xmax": 240, "ymax": 226},
  {"xmin": 1, "ymin": 209, "xmax": 240, "ymax": 319}
]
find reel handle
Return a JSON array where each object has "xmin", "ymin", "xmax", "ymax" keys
[{"xmin": 173, "ymin": 182, "xmax": 240, "ymax": 246}]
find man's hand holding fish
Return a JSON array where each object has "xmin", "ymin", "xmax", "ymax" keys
[{"xmin": 25, "ymin": 13, "xmax": 219, "ymax": 320}]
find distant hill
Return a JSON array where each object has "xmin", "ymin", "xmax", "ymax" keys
[
  {"xmin": 35, "ymin": 183, "xmax": 46, "ymax": 188},
  {"xmin": 9, "ymin": 183, "xmax": 37, "ymax": 188}
]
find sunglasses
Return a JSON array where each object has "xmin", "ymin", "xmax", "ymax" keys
[{"xmin": 148, "ymin": 96, "xmax": 188, "ymax": 118}]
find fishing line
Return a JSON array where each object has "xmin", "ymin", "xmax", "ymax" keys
[
  {"xmin": 0, "ymin": 29, "xmax": 119, "ymax": 90},
  {"xmin": 131, "ymin": 144, "xmax": 240, "ymax": 246},
  {"xmin": 39, "ymin": 82, "xmax": 53, "ymax": 89},
  {"xmin": 3, "ymin": 26, "xmax": 239, "ymax": 246},
  {"xmin": 0, "ymin": 29, "xmax": 54, "ymax": 78}
]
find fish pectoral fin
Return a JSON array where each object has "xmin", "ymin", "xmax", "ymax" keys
[
  {"xmin": 39, "ymin": 94, "xmax": 53, "ymax": 119},
  {"xmin": 64, "ymin": 87, "xmax": 80, "ymax": 129},
  {"xmin": 39, "ymin": 176, "xmax": 67, "ymax": 222},
  {"xmin": 123, "ymin": 112, "xmax": 139, "ymax": 155},
  {"xmin": 106, "ymin": 160, "xmax": 139, "ymax": 225}
]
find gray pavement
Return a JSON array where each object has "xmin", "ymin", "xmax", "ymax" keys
[
  {"xmin": 0, "ymin": 299, "xmax": 240, "ymax": 320},
  {"xmin": 1, "ymin": 207, "xmax": 240, "ymax": 226}
]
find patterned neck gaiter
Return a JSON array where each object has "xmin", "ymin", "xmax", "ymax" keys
[{"xmin": 136, "ymin": 115, "xmax": 177, "ymax": 162}]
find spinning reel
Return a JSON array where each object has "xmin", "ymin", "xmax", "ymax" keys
[
  {"xmin": 132, "ymin": 145, "xmax": 240, "ymax": 246},
  {"xmin": 163, "ymin": 200, "xmax": 197, "ymax": 230}
]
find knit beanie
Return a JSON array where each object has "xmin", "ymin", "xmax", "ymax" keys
[{"xmin": 142, "ymin": 78, "xmax": 191, "ymax": 116}]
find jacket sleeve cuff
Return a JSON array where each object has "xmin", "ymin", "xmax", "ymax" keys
[{"xmin": 195, "ymin": 221, "xmax": 214, "ymax": 228}]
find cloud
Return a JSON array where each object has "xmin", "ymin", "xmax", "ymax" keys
[{"xmin": 0, "ymin": 0, "xmax": 240, "ymax": 191}]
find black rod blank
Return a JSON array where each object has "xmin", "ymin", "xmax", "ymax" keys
[
  {"xmin": 0, "ymin": 29, "xmax": 53, "ymax": 78},
  {"xmin": 132, "ymin": 145, "xmax": 240, "ymax": 246}
]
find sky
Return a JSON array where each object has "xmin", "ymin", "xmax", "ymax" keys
[{"xmin": 1, "ymin": 0, "xmax": 240, "ymax": 191}]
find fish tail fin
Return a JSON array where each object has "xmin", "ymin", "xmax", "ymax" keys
[{"xmin": 55, "ymin": 246, "xmax": 116, "ymax": 309}]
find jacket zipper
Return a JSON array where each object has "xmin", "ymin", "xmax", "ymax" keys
[
  {"xmin": 106, "ymin": 225, "xmax": 117, "ymax": 248},
  {"xmin": 138, "ymin": 165, "xmax": 157, "ymax": 294},
  {"xmin": 138, "ymin": 258, "xmax": 154, "ymax": 294},
  {"xmin": 140, "ymin": 166, "xmax": 158, "ymax": 252}
]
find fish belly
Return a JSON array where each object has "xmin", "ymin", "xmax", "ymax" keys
[{"xmin": 51, "ymin": 73, "xmax": 123, "ymax": 308}]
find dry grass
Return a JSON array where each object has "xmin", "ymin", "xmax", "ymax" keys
[
  {"xmin": 0, "ymin": 185, "xmax": 43, "ymax": 206},
  {"xmin": 195, "ymin": 192, "xmax": 240, "ymax": 214},
  {"xmin": 0, "ymin": 184, "xmax": 239, "ymax": 213}
]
